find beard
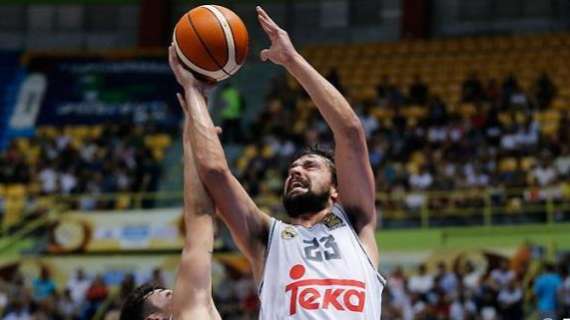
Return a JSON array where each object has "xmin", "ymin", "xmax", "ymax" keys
[{"xmin": 282, "ymin": 187, "xmax": 331, "ymax": 218}]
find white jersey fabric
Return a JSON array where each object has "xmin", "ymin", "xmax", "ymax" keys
[{"xmin": 259, "ymin": 204, "xmax": 385, "ymax": 319}]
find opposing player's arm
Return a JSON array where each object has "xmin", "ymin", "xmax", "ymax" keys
[
  {"xmin": 168, "ymin": 46, "xmax": 271, "ymax": 274},
  {"xmin": 257, "ymin": 7, "xmax": 378, "ymax": 265},
  {"xmin": 171, "ymin": 95, "xmax": 220, "ymax": 320}
]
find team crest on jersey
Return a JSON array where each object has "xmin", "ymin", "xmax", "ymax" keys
[
  {"xmin": 322, "ymin": 213, "xmax": 345, "ymax": 230},
  {"xmin": 281, "ymin": 226, "xmax": 298, "ymax": 239}
]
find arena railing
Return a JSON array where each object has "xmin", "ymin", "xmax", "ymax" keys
[{"xmin": 4, "ymin": 186, "xmax": 566, "ymax": 231}]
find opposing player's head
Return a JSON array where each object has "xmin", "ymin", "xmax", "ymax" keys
[
  {"xmin": 283, "ymin": 145, "xmax": 338, "ymax": 218},
  {"xmin": 120, "ymin": 283, "xmax": 173, "ymax": 320}
]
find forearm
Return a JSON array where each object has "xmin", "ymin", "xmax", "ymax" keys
[
  {"xmin": 182, "ymin": 126, "xmax": 216, "ymax": 248},
  {"xmin": 184, "ymin": 86, "xmax": 231, "ymax": 177},
  {"xmin": 285, "ymin": 54, "xmax": 362, "ymax": 136}
]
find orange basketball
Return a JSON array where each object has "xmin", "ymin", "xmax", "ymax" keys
[{"xmin": 173, "ymin": 5, "xmax": 249, "ymax": 82}]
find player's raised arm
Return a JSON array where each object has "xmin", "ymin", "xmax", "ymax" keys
[
  {"xmin": 257, "ymin": 6, "xmax": 378, "ymax": 265},
  {"xmin": 171, "ymin": 96, "xmax": 220, "ymax": 320},
  {"xmin": 168, "ymin": 45, "xmax": 271, "ymax": 279}
]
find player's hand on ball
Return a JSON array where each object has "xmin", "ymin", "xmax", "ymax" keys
[
  {"xmin": 257, "ymin": 6, "xmax": 298, "ymax": 66},
  {"xmin": 169, "ymin": 45, "xmax": 197, "ymax": 87}
]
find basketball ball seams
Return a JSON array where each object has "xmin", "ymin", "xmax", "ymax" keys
[
  {"xmin": 215, "ymin": 5, "xmax": 248, "ymax": 66},
  {"xmin": 172, "ymin": 32, "xmax": 228, "ymax": 81},
  {"xmin": 186, "ymin": 11, "xmax": 231, "ymax": 77},
  {"xmin": 209, "ymin": 5, "xmax": 241, "ymax": 72},
  {"xmin": 201, "ymin": 5, "xmax": 237, "ymax": 76}
]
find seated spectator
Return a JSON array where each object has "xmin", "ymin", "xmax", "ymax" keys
[
  {"xmin": 408, "ymin": 74, "xmax": 429, "ymax": 105},
  {"xmin": 485, "ymin": 78, "xmax": 501, "ymax": 104},
  {"xmin": 462, "ymin": 72, "xmax": 484, "ymax": 102},
  {"xmin": 501, "ymin": 73, "xmax": 519, "ymax": 109},
  {"xmin": 490, "ymin": 260, "xmax": 515, "ymax": 290},
  {"xmin": 498, "ymin": 280, "xmax": 523, "ymax": 320},
  {"xmin": 435, "ymin": 262, "xmax": 459, "ymax": 296},
  {"xmin": 533, "ymin": 72, "xmax": 557, "ymax": 109},
  {"xmin": 532, "ymin": 159, "xmax": 558, "ymax": 187},
  {"xmin": 408, "ymin": 264, "xmax": 434, "ymax": 296},
  {"xmin": 409, "ymin": 166, "xmax": 434, "ymax": 191},
  {"xmin": 555, "ymin": 145, "xmax": 570, "ymax": 178}
]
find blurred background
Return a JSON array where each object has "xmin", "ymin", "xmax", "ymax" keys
[{"xmin": 0, "ymin": 0, "xmax": 569, "ymax": 319}]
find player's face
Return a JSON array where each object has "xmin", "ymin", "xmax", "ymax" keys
[
  {"xmin": 283, "ymin": 154, "xmax": 336, "ymax": 217},
  {"xmin": 146, "ymin": 289, "xmax": 173, "ymax": 318}
]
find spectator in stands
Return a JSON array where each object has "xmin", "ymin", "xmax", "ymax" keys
[
  {"xmin": 82, "ymin": 275, "xmax": 108, "ymax": 319},
  {"xmin": 66, "ymin": 268, "xmax": 90, "ymax": 306},
  {"xmin": 148, "ymin": 267, "xmax": 166, "ymax": 288},
  {"xmin": 449, "ymin": 292, "xmax": 477, "ymax": 320},
  {"xmin": 326, "ymin": 68, "xmax": 344, "ymax": 94},
  {"xmin": 497, "ymin": 279, "xmax": 523, "ymax": 320},
  {"xmin": 501, "ymin": 73, "xmax": 519, "ymax": 109},
  {"xmin": 218, "ymin": 82, "xmax": 245, "ymax": 144},
  {"xmin": 32, "ymin": 268, "xmax": 56, "ymax": 302},
  {"xmin": 2, "ymin": 292, "xmax": 32, "ymax": 320},
  {"xmin": 119, "ymin": 273, "xmax": 136, "ymax": 301},
  {"xmin": 555, "ymin": 145, "xmax": 570, "ymax": 178},
  {"xmin": 377, "ymin": 74, "xmax": 404, "ymax": 108},
  {"xmin": 408, "ymin": 264, "xmax": 434, "ymax": 297},
  {"xmin": 409, "ymin": 165, "xmax": 434, "ymax": 191},
  {"xmin": 426, "ymin": 95, "xmax": 449, "ymax": 126},
  {"xmin": 532, "ymin": 159, "xmax": 558, "ymax": 187},
  {"xmin": 462, "ymin": 72, "xmax": 484, "ymax": 103},
  {"xmin": 359, "ymin": 101, "xmax": 379, "ymax": 138},
  {"xmin": 490, "ymin": 260, "xmax": 515, "ymax": 290},
  {"xmin": 435, "ymin": 262, "xmax": 459, "ymax": 296},
  {"xmin": 533, "ymin": 72, "xmax": 557, "ymax": 109},
  {"xmin": 408, "ymin": 74, "xmax": 429, "ymax": 105},
  {"xmin": 484, "ymin": 78, "xmax": 501, "ymax": 105},
  {"xmin": 534, "ymin": 263, "xmax": 562, "ymax": 320},
  {"xmin": 558, "ymin": 267, "xmax": 570, "ymax": 318},
  {"xmin": 58, "ymin": 288, "xmax": 79, "ymax": 319}
]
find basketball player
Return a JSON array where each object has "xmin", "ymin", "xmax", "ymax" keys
[
  {"xmin": 119, "ymin": 90, "xmax": 221, "ymax": 320},
  {"xmin": 168, "ymin": 6, "xmax": 385, "ymax": 318}
]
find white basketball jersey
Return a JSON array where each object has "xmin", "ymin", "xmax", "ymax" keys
[{"xmin": 259, "ymin": 204, "xmax": 385, "ymax": 319}]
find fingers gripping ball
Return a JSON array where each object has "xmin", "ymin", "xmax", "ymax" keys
[{"xmin": 173, "ymin": 5, "xmax": 249, "ymax": 82}]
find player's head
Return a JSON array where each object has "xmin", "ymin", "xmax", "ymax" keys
[
  {"xmin": 283, "ymin": 145, "xmax": 337, "ymax": 218},
  {"xmin": 120, "ymin": 283, "xmax": 173, "ymax": 320}
]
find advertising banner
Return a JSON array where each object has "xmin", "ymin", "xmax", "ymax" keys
[
  {"xmin": 25, "ymin": 53, "xmax": 181, "ymax": 127},
  {"xmin": 48, "ymin": 208, "xmax": 185, "ymax": 253}
]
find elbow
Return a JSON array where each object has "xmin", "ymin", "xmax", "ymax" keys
[
  {"xmin": 340, "ymin": 118, "xmax": 366, "ymax": 142},
  {"xmin": 197, "ymin": 161, "xmax": 230, "ymax": 185}
]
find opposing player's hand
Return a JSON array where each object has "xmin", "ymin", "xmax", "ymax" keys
[{"xmin": 257, "ymin": 6, "xmax": 298, "ymax": 66}]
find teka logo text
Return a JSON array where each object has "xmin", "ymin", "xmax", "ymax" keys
[{"xmin": 285, "ymin": 264, "xmax": 366, "ymax": 315}]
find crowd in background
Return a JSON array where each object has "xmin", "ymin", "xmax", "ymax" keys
[
  {"xmin": 0, "ymin": 123, "xmax": 172, "ymax": 232},
  {"xmin": 0, "ymin": 263, "xmax": 258, "ymax": 320},
  {"xmin": 225, "ymin": 70, "xmax": 570, "ymax": 221},
  {"xmin": 382, "ymin": 258, "xmax": 570, "ymax": 320},
  {"xmin": 1, "ymin": 255, "xmax": 569, "ymax": 319}
]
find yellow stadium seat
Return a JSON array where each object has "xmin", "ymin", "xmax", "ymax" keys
[
  {"xmin": 520, "ymin": 157, "xmax": 537, "ymax": 171},
  {"xmin": 3, "ymin": 184, "xmax": 27, "ymax": 230},
  {"xmin": 499, "ymin": 158, "xmax": 518, "ymax": 172}
]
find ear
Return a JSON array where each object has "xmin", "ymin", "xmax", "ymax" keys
[{"xmin": 330, "ymin": 185, "xmax": 339, "ymax": 202}]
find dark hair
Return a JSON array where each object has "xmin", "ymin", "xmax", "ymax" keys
[
  {"xmin": 120, "ymin": 283, "xmax": 164, "ymax": 320},
  {"xmin": 294, "ymin": 145, "xmax": 337, "ymax": 185}
]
